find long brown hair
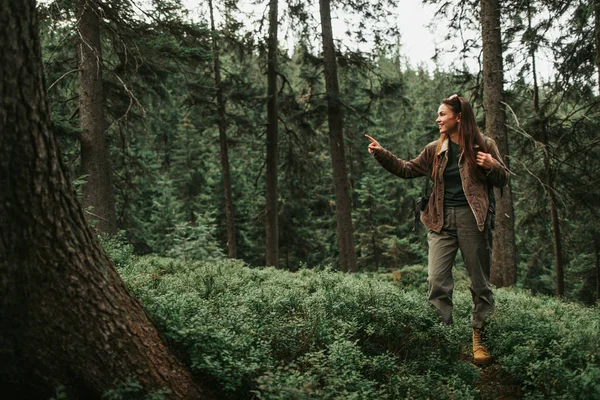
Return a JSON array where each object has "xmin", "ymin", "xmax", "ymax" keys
[{"xmin": 433, "ymin": 95, "xmax": 485, "ymax": 173}]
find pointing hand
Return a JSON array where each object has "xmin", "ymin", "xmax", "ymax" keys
[{"xmin": 365, "ymin": 134, "xmax": 382, "ymax": 154}]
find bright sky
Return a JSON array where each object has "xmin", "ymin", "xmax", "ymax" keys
[
  {"xmin": 44, "ymin": 0, "xmax": 553, "ymax": 81},
  {"xmin": 144, "ymin": 0, "xmax": 557, "ymax": 80},
  {"xmin": 390, "ymin": 1, "xmax": 441, "ymax": 70},
  {"xmin": 39, "ymin": 0, "xmax": 445, "ymax": 70},
  {"xmin": 331, "ymin": 0, "xmax": 446, "ymax": 70},
  {"xmin": 183, "ymin": 0, "xmax": 450, "ymax": 71}
]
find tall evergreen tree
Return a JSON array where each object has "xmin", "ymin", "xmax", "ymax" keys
[
  {"xmin": 266, "ymin": 0, "xmax": 279, "ymax": 267},
  {"xmin": 595, "ymin": 0, "xmax": 600, "ymax": 92},
  {"xmin": 0, "ymin": 0, "xmax": 208, "ymax": 397},
  {"xmin": 500, "ymin": 0, "xmax": 600, "ymax": 299},
  {"xmin": 525, "ymin": 3, "xmax": 565, "ymax": 296},
  {"xmin": 77, "ymin": 0, "xmax": 118, "ymax": 233},
  {"xmin": 593, "ymin": 0, "xmax": 600, "ymax": 301},
  {"xmin": 481, "ymin": 0, "xmax": 517, "ymax": 287},
  {"xmin": 319, "ymin": 0, "xmax": 358, "ymax": 272},
  {"xmin": 208, "ymin": 0, "xmax": 237, "ymax": 258}
]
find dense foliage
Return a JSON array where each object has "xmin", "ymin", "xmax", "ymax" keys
[{"xmin": 107, "ymin": 241, "xmax": 600, "ymax": 399}]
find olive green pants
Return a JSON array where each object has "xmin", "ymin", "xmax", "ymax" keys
[{"xmin": 427, "ymin": 205, "xmax": 494, "ymax": 329}]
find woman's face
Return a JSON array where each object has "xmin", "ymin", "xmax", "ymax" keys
[{"xmin": 436, "ymin": 104, "xmax": 460, "ymax": 136}]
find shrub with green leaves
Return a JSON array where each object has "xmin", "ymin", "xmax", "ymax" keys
[
  {"xmin": 486, "ymin": 290, "xmax": 600, "ymax": 399},
  {"xmin": 115, "ymin": 256, "xmax": 600, "ymax": 399},
  {"xmin": 117, "ymin": 257, "xmax": 483, "ymax": 399},
  {"xmin": 98, "ymin": 231, "xmax": 135, "ymax": 269}
]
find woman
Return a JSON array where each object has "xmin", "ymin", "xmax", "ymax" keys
[{"xmin": 365, "ymin": 95, "xmax": 509, "ymax": 365}]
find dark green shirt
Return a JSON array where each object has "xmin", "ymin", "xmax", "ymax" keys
[{"xmin": 443, "ymin": 141, "xmax": 468, "ymax": 207}]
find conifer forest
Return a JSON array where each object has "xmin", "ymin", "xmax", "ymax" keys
[{"xmin": 1, "ymin": 0, "xmax": 600, "ymax": 399}]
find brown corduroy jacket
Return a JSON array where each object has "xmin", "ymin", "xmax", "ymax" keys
[{"xmin": 373, "ymin": 136, "xmax": 510, "ymax": 233}]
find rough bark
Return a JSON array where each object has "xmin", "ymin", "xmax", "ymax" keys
[
  {"xmin": 319, "ymin": 0, "xmax": 358, "ymax": 272},
  {"xmin": 209, "ymin": 0, "xmax": 237, "ymax": 258},
  {"xmin": 594, "ymin": 0, "xmax": 600, "ymax": 93},
  {"xmin": 0, "ymin": 1, "xmax": 208, "ymax": 398},
  {"xmin": 481, "ymin": 0, "xmax": 517, "ymax": 287},
  {"xmin": 265, "ymin": 0, "xmax": 279, "ymax": 267},
  {"xmin": 77, "ymin": 0, "xmax": 117, "ymax": 234}
]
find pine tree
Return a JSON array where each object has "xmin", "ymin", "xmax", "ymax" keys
[
  {"xmin": 0, "ymin": 1, "xmax": 208, "ymax": 397},
  {"xmin": 77, "ymin": 0, "xmax": 118, "ymax": 233},
  {"xmin": 265, "ymin": 0, "xmax": 280, "ymax": 267},
  {"xmin": 319, "ymin": 0, "xmax": 358, "ymax": 272},
  {"xmin": 481, "ymin": 0, "xmax": 518, "ymax": 287}
]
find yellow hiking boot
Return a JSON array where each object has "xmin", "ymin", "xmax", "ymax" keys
[{"xmin": 472, "ymin": 328, "xmax": 492, "ymax": 365}]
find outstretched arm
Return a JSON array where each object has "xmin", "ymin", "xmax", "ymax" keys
[{"xmin": 365, "ymin": 134, "xmax": 432, "ymax": 179}]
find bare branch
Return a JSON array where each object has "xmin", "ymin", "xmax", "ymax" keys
[{"xmin": 46, "ymin": 68, "xmax": 81, "ymax": 93}]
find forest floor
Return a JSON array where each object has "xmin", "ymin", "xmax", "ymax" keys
[
  {"xmin": 461, "ymin": 346, "xmax": 523, "ymax": 399},
  {"xmin": 474, "ymin": 363, "xmax": 523, "ymax": 400}
]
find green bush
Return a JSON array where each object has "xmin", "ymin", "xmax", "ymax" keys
[
  {"xmin": 116, "ymin": 257, "xmax": 600, "ymax": 399},
  {"xmin": 118, "ymin": 258, "xmax": 481, "ymax": 399},
  {"xmin": 486, "ymin": 289, "xmax": 600, "ymax": 399},
  {"xmin": 98, "ymin": 231, "xmax": 135, "ymax": 269}
]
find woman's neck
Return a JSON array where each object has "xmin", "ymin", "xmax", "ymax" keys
[{"xmin": 448, "ymin": 132, "xmax": 460, "ymax": 144}]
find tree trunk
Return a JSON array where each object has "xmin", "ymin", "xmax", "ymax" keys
[
  {"xmin": 77, "ymin": 0, "xmax": 117, "ymax": 234},
  {"xmin": 209, "ymin": 0, "xmax": 237, "ymax": 258},
  {"xmin": 0, "ymin": 1, "xmax": 208, "ymax": 398},
  {"xmin": 319, "ymin": 0, "xmax": 358, "ymax": 272},
  {"xmin": 594, "ymin": 0, "xmax": 600, "ymax": 93},
  {"xmin": 481, "ymin": 0, "xmax": 517, "ymax": 287},
  {"xmin": 265, "ymin": 0, "xmax": 279, "ymax": 267},
  {"xmin": 527, "ymin": 5, "xmax": 564, "ymax": 296},
  {"xmin": 592, "ymin": 0, "xmax": 600, "ymax": 301},
  {"xmin": 549, "ymin": 189, "xmax": 564, "ymax": 295}
]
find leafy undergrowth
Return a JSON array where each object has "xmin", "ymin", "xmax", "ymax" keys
[{"xmin": 116, "ymin": 256, "xmax": 600, "ymax": 399}]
